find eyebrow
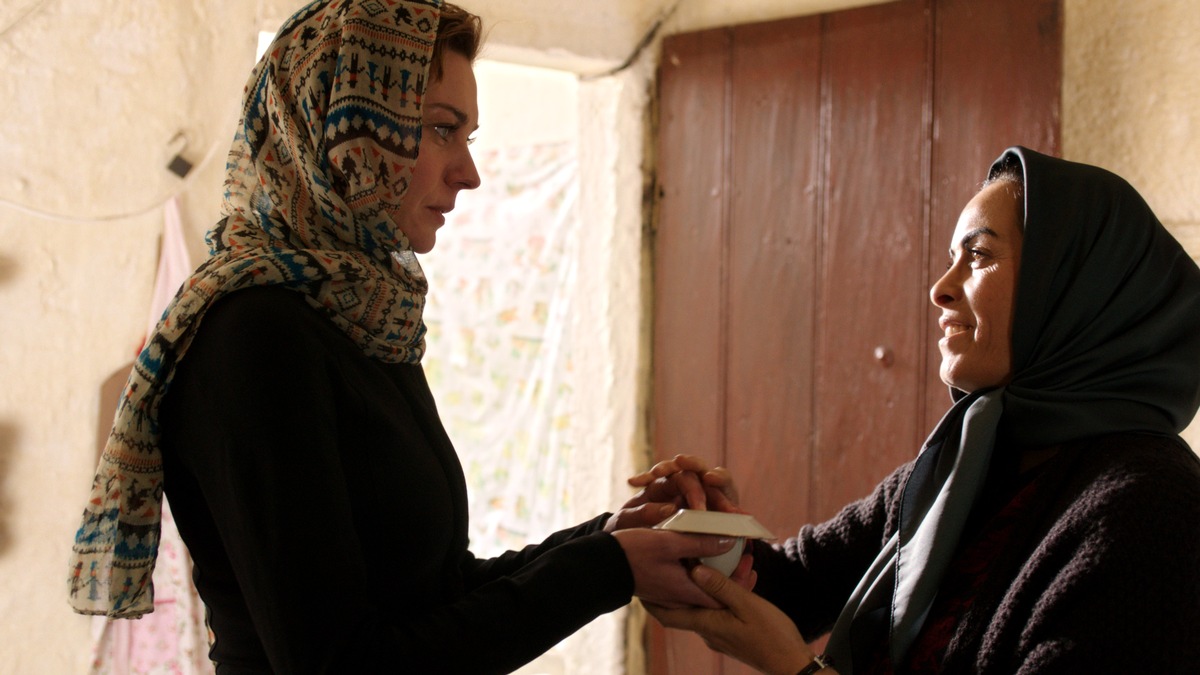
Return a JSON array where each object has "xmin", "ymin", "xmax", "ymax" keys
[{"xmin": 949, "ymin": 226, "xmax": 997, "ymax": 257}]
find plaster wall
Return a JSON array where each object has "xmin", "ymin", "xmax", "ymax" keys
[
  {"xmin": 1063, "ymin": 0, "xmax": 1200, "ymax": 259},
  {"xmin": 1, "ymin": 0, "xmax": 1198, "ymax": 672},
  {"xmin": 1061, "ymin": 0, "xmax": 1200, "ymax": 451},
  {"xmin": 1, "ymin": 2, "xmax": 259, "ymax": 672}
]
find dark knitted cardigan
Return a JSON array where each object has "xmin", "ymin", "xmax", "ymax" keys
[{"xmin": 753, "ymin": 432, "xmax": 1200, "ymax": 673}]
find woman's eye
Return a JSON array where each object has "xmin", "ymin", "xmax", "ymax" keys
[
  {"xmin": 945, "ymin": 248, "xmax": 985, "ymax": 270},
  {"xmin": 424, "ymin": 122, "xmax": 475, "ymax": 146},
  {"xmin": 966, "ymin": 248, "xmax": 995, "ymax": 266}
]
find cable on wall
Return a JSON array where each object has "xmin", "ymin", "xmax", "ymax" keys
[
  {"xmin": 579, "ymin": 1, "xmax": 680, "ymax": 81},
  {"xmin": 0, "ymin": 134, "xmax": 228, "ymax": 224},
  {"xmin": 0, "ymin": 0, "xmax": 54, "ymax": 42}
]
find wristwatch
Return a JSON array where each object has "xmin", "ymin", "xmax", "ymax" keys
[{"xmin": 795, "ymin": 653, "xmax": 832, "ymax": 675}]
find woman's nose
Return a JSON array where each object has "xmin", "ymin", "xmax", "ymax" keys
[
  {"xmin": 452, "ymin": 150, "xmax": 481, "ymax": 191},
  {"xmin": 930, "ymin": 265, "xmax": 959, "ymax": 308}
]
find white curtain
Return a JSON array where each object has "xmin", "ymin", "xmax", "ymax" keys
[
  {"xmin": 425, "ymin": 138, "xmax": 624, "ymax": 675},
  {"xmin": 422, "ymin": 140, "xmax": 581, "ymax": 556}
]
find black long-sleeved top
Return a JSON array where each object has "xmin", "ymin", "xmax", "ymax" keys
[
  {"xmin": 753, "ymin": 433, "xmax": 1200, "ymax": 673},
  {"xmin": 160, "ymin": 286, "xmax": 633, "ymax": 674}
]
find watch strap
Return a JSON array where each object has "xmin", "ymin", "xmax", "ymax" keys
[{"xmin": 795, "ymin": 653, "xmax": 832, "ymax": 675}]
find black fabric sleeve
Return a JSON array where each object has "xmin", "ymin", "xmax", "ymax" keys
[
  {"xmin": 752, "ymin": 461, "xmax": 913, "ymax": 640},
  {"xmin": 458, "ymin": 512, "xmax": 613, "ymax": 588},
  {"xmin": 405, "ymin": 527, "xmax": 633, "ymax": 674}
]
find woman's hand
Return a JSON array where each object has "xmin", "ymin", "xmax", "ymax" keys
[
  {"xmin": 644, "ymin": 564, "xmax": 825, "ymax": 675},
  {"xmin": 625, "ymin": 454, "xmax": 741, "ymax": 513},
  {"xmin": 613, "ymin": 530, "xmax": 754, "ymax": 609},
  {"xmin": 604, "ymin": 501, "xmax": 680, "ymax": 532}
]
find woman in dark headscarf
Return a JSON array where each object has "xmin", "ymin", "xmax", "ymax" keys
[
  {"xmin": 67, "ymin": 1, "xmax": 740, "ymax": 671},
  {"xmin": 641, "ymin": 147, "xmax": 1200, "ymax": 674}
]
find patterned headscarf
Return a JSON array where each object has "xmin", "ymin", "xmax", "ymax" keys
[
  {"xmin": 825, "ymin": 147, "xmax": 1200, "ymax": 671},
  {"xmin": 68, "ymin": 0, "xmax": 445, "ymax": 618}
]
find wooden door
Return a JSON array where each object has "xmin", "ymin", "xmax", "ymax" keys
[{"xmin": 651, "ymin": 1, "xmax": 1060, "ymax": 673}]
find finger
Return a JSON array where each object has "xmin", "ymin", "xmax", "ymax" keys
[
  {"xmin": 646, "ymin": 454, "xmax": 713, "ymax": 481},
  {"xmin": 670, "ymin": 454, "xmax": 720, "ymax": 476},
  {"xmin": 671, "ymin": 471, "xmax": 707, "ymax": 510},
  {"xmin": 702, "ymin": 468, "xmax": 740, "ymax": 507},
  {"xmin": 701, "ymin": 466, "xmax": 733, "ymax": 484},
  {"xmin": 627, "ymin": 458, "xmax": 683, "ymax": 487},
  {"xmin": 662, "ymin": 532, "xmax": 737, "ymax": 560},
  {"xmin": 619, "ymin": 481, "xmax": 676, "ymax": 510},
  {"xmin": 729, "ymin": 553, "xmax": 756, "ymax": 590},
  {"xmin": 609, "ymin": 502, "xmax": 678, "ymax": 531},
  {"xmin": 646, "ymin": 605, "xmax": 715, "ymax": 631},
  {"xmin": 650, "ymin": 458, "xmax": 684, "ymax": 477},
  {"xmin": 626, "ymin": 471, "xmax": 656, "ymax": 488},
  {"xmin": 642, "ymin": 602, "xmax": 700, "ymax": 630},
  {"xmin": 626, "ymin": 476, "xmax": 692, "ymax": 511},
  {"xmin": 661, "ymin": 586, "xmax": 724, "ymax": 610},
  {"xmin": 646, "ymin": 601, "xmax": 743, "ymax": 660},
  {"xmin": 619, "ymin": 488, "xmax": 649, "ymax": 509},
  {"xmin": 704, "ymin": 486, "xmax": 740, "ymax": 513}
]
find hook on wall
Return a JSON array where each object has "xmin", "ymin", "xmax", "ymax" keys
[{"xmin": 167, "ymin": 132, "xmax": 193, "ymax": 178}]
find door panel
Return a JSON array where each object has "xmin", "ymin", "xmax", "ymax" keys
[
  {"xmin": 812, "ymin": 0, "xmax": 931, "ymax": 523},
  {"xmin": 726, "ymin": 15, "xmax": 822, "ymax": 553},
  {"xmin": 652, "ymin": 27, "xmax": 730, "ymax": 675},
  {"xmin": 654, "ymin": 26, "xmax": 730, "ymax": 468}
]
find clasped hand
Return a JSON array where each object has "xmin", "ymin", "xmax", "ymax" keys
[
  {"xmin": 607, "ymin": 455, "xmax": 821, "ymax": 674},
  {"xmin": 604, "ymin": 455, "xmax": 752, "ymax": 608}
]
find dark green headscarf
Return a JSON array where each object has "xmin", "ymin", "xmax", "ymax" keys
[
  {"xmin": 1002, "ymin": 146, "xmax": 1200, "ymax": 442},
  {"xmin": 826, "ymin": 147, "xmax": 1200, "ymax": 672}
]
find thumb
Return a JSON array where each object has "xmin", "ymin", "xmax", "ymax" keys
[{"xmin": 690, "ymin": 564, "xmax": 742, "ymax": 608}]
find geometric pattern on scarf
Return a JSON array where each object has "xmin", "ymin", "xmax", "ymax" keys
[
  {"xmin": 69, "ymin": 0, "xmax": 443, "ymax": 619},
  {"xmin": 825, "ymin": 146, "xmax": 1200, "ymax": 672}
]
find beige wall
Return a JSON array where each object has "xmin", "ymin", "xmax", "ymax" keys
[
  {"xmin": 1, "ymin": 0, "xmax": 1197, "ymax": 671},
  {"xmin": 1, "ymin": 2, "xmax": 259, "ymax": 671},
  {"xmin": 1062, "ymin": 0, "xmax": 1200, "ymax": 449}
]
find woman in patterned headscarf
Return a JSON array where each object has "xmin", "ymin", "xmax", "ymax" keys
[
  {"xmin": 68, "ymin": 1, "xmax": 742, "ymax": 671},
  {"xmin": 639, "ymin": 147, "xmax": 1200, "ymax": 674}
]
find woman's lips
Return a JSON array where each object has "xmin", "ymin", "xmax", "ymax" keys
[{"xmin": 938, "ymin": 317, "xmax": 972, "ymax": 345}]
